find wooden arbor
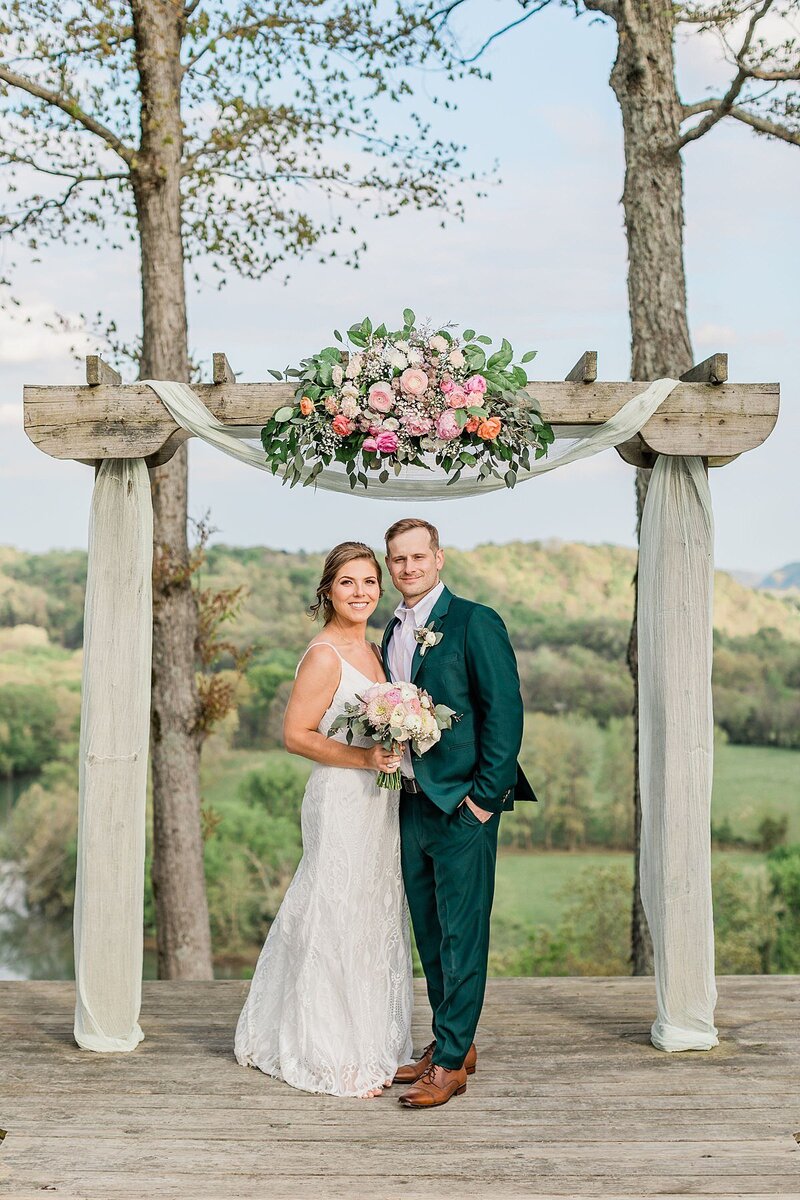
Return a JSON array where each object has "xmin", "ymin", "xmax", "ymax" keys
[
  {"xmin": 19, "ymin": 349, "xmax": 781, "ymax": 1058},
  {"xmin": 23, "ymin": 350, "xmax": 779, "ymax": 467}
]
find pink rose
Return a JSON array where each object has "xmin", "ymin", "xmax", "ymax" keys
[
  {"xmin": 402, "ymin": 413, "xmax": 433, "ymax": 437},
  {"xmin": 435, "ymin": 410, "xmax": 461, "ymax": 441},
  {"xmin": 368, "ymin": 381, "xmax": 394, "ymax": 413},
  {"xmin": 375, "ymin": 430, "xmax": 398, "ymax": 454},
  {"xmin": 465, "ymin": 374, "xmax": 487, "ymax": 394},
  {"xmin": 446, "ymin": 386, "xmax": 468, "ymax": 409},
  {"xmin": 331, "ymin": 414, "xmax": 355, "ymax": 437},
  {"xmin": 440, "ymin": 377, "xmax": 455, "ymax": 396},
  {"xmin": 400, "ymin": 367, "xmax": 429, "ymax": 397},
  {"xmin": 385, "ymin": 688, "xmax": 402, "ymax": 705},
  {"xmin": 362, "ymin": 436, "xmax": 379, "ymax": 453}
]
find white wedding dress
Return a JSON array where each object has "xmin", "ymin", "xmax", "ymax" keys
[{"xmin": 234, "ymin": 642, "xmax": 414, "ymax": 1097}]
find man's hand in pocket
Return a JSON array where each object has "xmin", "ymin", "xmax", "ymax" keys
[{"xmin": 463, "ymin": 795, "xmax": 493, "ymax": 824}]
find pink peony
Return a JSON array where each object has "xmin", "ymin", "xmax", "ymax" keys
[
  {"xmin": 402, "ymin": 413, "xmax": 433, "ymax": 437},
  {"xmin": 435, "ymin": 410, "xmax": 461, "ymax": 441},
  {"xmin": 332, "ymin": 414, "xmax": 355, "ymax": 437},
  {"xmin": 440, "ymin": 377, "xmax": 456, "ymax": 396},
  {"xmin": 400, "ymin": 367, "xmax": 429, "ymax": 397},
  {"xmin": 375, "ymin": 430, "xmax": 398, "ymax": 454},
  {"xmin": 446, "ymin": 386, "xmax": 469, "ymax": 409},
  {"xmin": 368, "ymin": 381, "xmax": 394, "ymax": 413},
  {"xmin": 465, "ymin": 374, "xmax": 487, "ymax": 394},
  {"xmin": 385, "ymin": 688, "xmax": 403, "ymax": 706}
]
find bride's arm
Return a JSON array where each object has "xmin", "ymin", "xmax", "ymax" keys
[{"xmin": 283, "ymin": 645, "xmax": 397, "ymax": 773}]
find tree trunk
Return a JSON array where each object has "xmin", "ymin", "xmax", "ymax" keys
[
  {"xmin": 608, "ymin": 1, "xmax": 694, "ymax": 974},
  {"xmin": 131, "ymin": 0, "xmax": 213, "ymax": 979}
]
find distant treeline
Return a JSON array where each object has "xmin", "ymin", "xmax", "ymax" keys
[{"xmin": 1, "ymin": 542, "xmax": 799, "ymax": 761}]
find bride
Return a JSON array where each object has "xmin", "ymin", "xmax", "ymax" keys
[{"xmin": 234, "ymin": 541, "xmax": 414, "ymax": 1098}]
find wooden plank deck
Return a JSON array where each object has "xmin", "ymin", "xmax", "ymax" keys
[{"xmin": 0, "ymin": 977, "xmax": 798, "ymax": 1199}]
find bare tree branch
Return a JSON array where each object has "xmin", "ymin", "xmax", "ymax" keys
[
  {"xmin": 679, "ymin": 97, "xmax": 800, "ymax": 144},
  {"xmin": 456, "ymin": 1, "xmax": 551, "ymax": 64},
  {"xmin": 674, "ymin": 0, "xmax": 773, "ymax": 148},
  {"xmin": 0, "ymin": 65, "xmax": 136, "ymax": 166}
]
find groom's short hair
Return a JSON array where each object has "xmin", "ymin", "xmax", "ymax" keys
[{"xmin": 385, "ymin": 518, "xmax": 440, "ymax": 552}]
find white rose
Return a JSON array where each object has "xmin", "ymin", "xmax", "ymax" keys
[
  {"xmin": 390, "ymin": 704, "xmax": 407, "ymax": 728},
  {"xmin": 448, "ymin": 348, "xmax": 465, "ymax": 369},
  {"xmin": 341, "ymin": 381, "xmax": 359, "ymax": 400},
  {"xmin": 429, "ymin": 335, "xmax": 448, "ymax": 353},
  {"xmin": 405, "ymin": 713, "xmax": 422, "ymax": 735},
  {"xmin": 331, "ymin": 364, "xmax": 344, "ymax": 387},
  {"xmin": 345, "ymin": 354, "xmax": 364, "ymax": 379},
  {"xmin": 382, "ymin": 417, "xmax": 400, "ymax": 431}
]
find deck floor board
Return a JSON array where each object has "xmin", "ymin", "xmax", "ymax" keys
[{"xmin": 0, "ymin": 977, "xmax": 798, "ymax": 1199}]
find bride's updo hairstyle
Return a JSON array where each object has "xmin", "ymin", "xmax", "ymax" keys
[{"xmin": 309, "ymin": 542, "xmax": 383, "ymax": 624}]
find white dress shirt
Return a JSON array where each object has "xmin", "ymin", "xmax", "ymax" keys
[{"xmin": 388, "ymin": 580, "xmax": 444, "ymax": 779}]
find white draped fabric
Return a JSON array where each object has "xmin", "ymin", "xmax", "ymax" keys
[
  {"xmin": 638, "ymin": 455, "xmax": 718, "ymax": 1050},
  {"xmin": 74, "ymin": 375, "xmax": 718, "ymax": 1054},
  {"xmin": 74, "ymin": 458, "xmax": 152, "ymax": 1052}
]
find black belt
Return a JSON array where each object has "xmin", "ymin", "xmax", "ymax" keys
[{"xmin": 400, "ymin": 777, "xmax": 422, "ymax": 794}]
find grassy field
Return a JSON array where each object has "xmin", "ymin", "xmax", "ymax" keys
[
  {"xmin": 710, "ymin": 743, "xmax": 800, "ymax": 840},
  {"xmin": 493, "ymin": 848, "xmax": 767, "ymax": 935}
]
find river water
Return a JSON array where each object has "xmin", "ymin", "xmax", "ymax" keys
[{"xmin": 0, "ymin": 777, "xmax": 243, "ymax": 980}]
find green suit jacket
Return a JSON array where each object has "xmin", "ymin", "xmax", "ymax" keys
[{"xmin": 381, "ymin": 584, "xmax": 537, "ymax": 815}]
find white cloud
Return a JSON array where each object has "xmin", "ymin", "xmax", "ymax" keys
[{"xmin": 0, "ymin": 302, "xmax": 94, "ymax": 366}]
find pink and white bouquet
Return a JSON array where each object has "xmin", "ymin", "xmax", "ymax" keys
[
  {"xmin": 327, "ymin": 680, "xmax": 458, "ymax": 790},
  {"xmin": 261, "ymin": 311, "xmax": 555, "ymax": 490}
]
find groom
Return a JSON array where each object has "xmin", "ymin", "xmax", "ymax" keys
[{"xmin": 381, "ymin": 517, "xmax": 536, "ymax": 1109}]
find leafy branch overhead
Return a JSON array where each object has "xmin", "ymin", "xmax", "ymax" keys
[{"xmin": 0, "ymin": 1, "xmax": 486, "ymax": 297}]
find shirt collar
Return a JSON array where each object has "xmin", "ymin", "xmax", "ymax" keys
[{"xmin": 394, "ymin": 580, "xmax": 444, "ymax": 628}]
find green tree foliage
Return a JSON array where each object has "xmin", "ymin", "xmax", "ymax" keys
[
  {"xmin": 767, "ymin": 845, "xmax": 800, "ymax": 972},
  {"xmin": 0, "ymin": 685, "xmax": 60, "ymax": 776}
]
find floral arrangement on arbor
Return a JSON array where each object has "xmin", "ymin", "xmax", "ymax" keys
[{"xmin": 260, "ymin": 310, "xmax": 555, "ymax": 489}]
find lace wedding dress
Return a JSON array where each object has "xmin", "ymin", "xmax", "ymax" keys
[{"xmin": 234, "ymin": 642, "xmax": 414, "ymax": 1097}]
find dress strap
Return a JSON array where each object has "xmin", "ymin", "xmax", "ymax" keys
[{"xmin": 294, "ymin": 641, "xmax": 344, "ymax": 678}]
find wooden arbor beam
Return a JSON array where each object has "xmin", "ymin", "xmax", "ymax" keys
[{"xmin": 22, "ymin": 354, "xmax": 779, "ymax": 467}]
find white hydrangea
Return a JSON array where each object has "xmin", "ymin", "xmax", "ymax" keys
[{"xmin": 331, "ymin": 364, "xmax": 344, "ymax": 387}]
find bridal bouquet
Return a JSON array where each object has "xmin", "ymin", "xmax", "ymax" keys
[
  {"xmin": 327, "ymin": 681, "xmax": 458, "ymax": 790},
  {"xmin": 261, "ymin": 311, "xmax": 555, "ymax": 490}
]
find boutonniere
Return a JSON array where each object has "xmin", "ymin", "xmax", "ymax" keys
[{"xmin": 414, "ymin": 625, "xmax": 443, "ymax": 657}]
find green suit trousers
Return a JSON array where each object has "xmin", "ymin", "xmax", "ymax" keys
[{"xmin": 400, "ymin": 788, "xmax": 500, "ymax": 1071}]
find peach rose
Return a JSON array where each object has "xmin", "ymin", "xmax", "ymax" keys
[
  {"xmin": 332, "ymin": 414, "xmax": 355, "ymax": 437},
  {"xmin": 300, "ymin": 396, "xmax": 314, "ymax": 416},
  {"xmin": 446, "ymin": 386, "xmax": 468, "ymax": 409},
  {"xmin": 400, "ymin": 367, "xmax": 429, "ymax": 397},
  {"xmin": 465, "ymin": 415, "xmax": 480, "ymax": 434},
  {"xmin": 477, "ymin": 416, "xmax": 502, "ymax": 441}
]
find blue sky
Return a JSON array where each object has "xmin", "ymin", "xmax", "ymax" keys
[{"xmin": 1, "ymin": 3, "xmax": 797, "ymax": 574}]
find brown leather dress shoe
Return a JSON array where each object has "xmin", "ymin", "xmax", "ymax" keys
[
  {"xmin": 393, "ymin": 1041, "xmax": 477, "ymax": 1084},
  {"xmin": 398, "ymin": 1064, "xmax": 468, "ymax": 1108}
]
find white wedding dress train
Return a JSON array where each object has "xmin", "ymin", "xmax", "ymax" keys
[{"xmin": 234, "ymin": 643, "xmax": 414, "ymax": 1097}]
